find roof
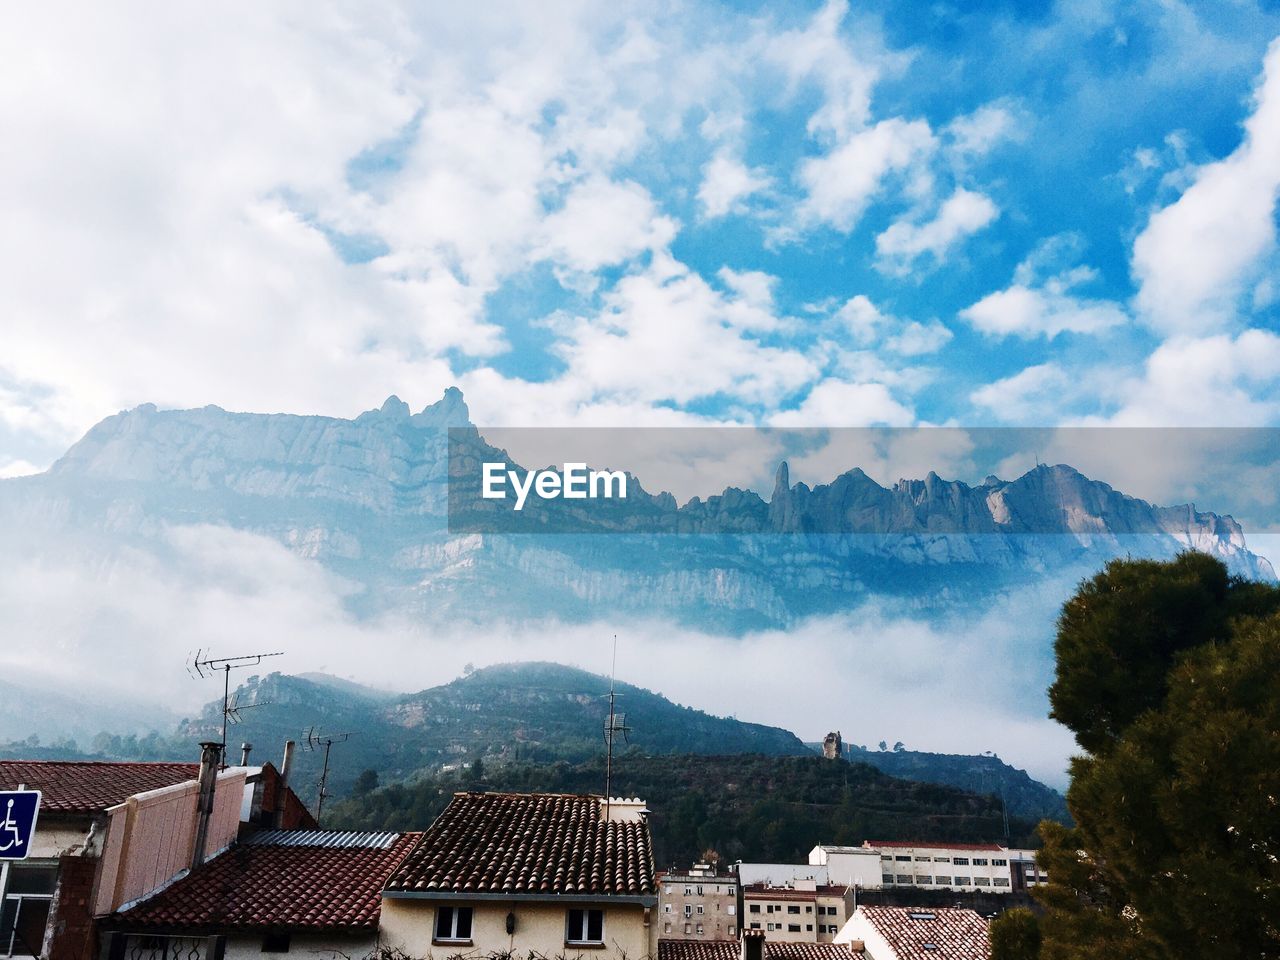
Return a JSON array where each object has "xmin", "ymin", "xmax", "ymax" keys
[
  {"xmin": 658, "ymin": 941, "xmax": 855, "ymax": 960},
  {"xmin": 854, "ymin": 906, "xmax": 991, "ymax": 960},
  {"xmin": 743, "ymin": 885, "xmax": 849, "ymax": 900},
  {"xmin": 866, "ymin": 841, "xmax": 1005, "ymax": 852},
  {"xmin": 0, "ymin": 761, "xmax": 199, "ymax": 814},
  {"xmin": 385, "ymin": 791, "xmax": 656, "ymax": 898},
  {"xmin": 244, "ymin": 830, "xmax": 399, "ymax": 849},
  {"xmin": 112, "ymin": 831, "xmax": 421, "ymax": 933}
]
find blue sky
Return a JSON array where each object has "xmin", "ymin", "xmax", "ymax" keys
[{"xmin": 2, "ymin": 1, "xmax": 1280, "ymax": 474}]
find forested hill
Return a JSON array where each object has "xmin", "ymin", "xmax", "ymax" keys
[{"xmin": 326, "ymin": 753, "xmax": 1040, "ymax": 868}]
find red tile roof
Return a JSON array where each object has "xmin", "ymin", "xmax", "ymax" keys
[
  {"xmin": 0, "ymin": 761, "xmax": 199, "ymax": 814},
  {"xmin": 659, "ymin": 941, "xmax": 855, "ymax": 960},
  {"xmin": 855, "ymin": 906, "xmax": 991, "ymax": 960},
  {"xmin": 866, "ymin": 841, "xmax": 1005, "ymax": 852},
  {"xmin": 385, "ymin": 792, "xmax": 656, "ymax": 897},
  {"xmin": 112, "ymin": 832, "xmax": 420, "ymax": 932}
]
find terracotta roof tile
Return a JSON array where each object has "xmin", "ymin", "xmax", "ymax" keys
[
  {"xmin": 857, "ymin": 906, "xmax": 991, "ymax": 960},
  {"xmin": 659, "ymin": 941, "xmax": 855, "ymax": 960},
  {"xmin": 112, "ymin": 832, "xmax": 421, "ymax": 933},
  {"xmin": 0, "ymin": 761, "xmax": 199, "ymax": 814},
  {"xmin": 385, "ymin": 792, "xmax": 656, "ymax": 897}
]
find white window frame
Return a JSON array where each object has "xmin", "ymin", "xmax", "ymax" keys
[{"xmin": 566, "ymin": 908, "xmax": 605, "ymax": 946}]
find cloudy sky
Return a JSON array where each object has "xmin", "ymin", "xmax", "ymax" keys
[{"xmin": 2, "ymin": 0, "xmax": 1280, "ymax": 480}]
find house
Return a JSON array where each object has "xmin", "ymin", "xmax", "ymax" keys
[
  {"xmin": 100, "ymin": 830, "xmax": 420, "ymax": 960},
  {"xmin": 657, "ymin": 862, "xmax": 739, "ymax": 941},
  {"xmin": 0, "ymin": 746, "xmax": 314, "ymax": 960},
  {"xmin": 834, "ymin": 906, "xmax": 991, "ymax": 960},
  {"xmin": 0, "ymin": 759, "xmax": 199, "ymax": 960},
  {"xmin": 741, "ymin": 882, "xmax": 853, "ymax": 943},
  {"xmin": 380, "ymin": 792, "xmax": 658, "ymax": 959},
  {"xmin": 861, "ymin": 842, "xmax": 1043, "ymax": 894}
]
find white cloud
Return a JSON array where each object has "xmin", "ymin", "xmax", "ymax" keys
[
  {"xmin": 1132, "ymin": 37, "xmax": 1280, "ymax": 332},
  {"xmin": 944, "ymin": 103, "xmax": 1021, "ymax": 160},
  {"xmin": 971, "ymin": 363, "xmax": 1074, "ymax": 422},
  {"xmin": 796, "ymin": 118, "xmax": 936, "ymax": 232},
  {"xmin": 885, "ymin": 320, "xmax": 954, "ymax": 356},
  {"xmin": 698, "ymin": 151, "xmax": 771, "ymax": 219},
  {"xmin": 769, "ymin": 380, "xmax": 914, "ymax": 427},
  {"xmin": 833, "ymin": 295, "xmax": 951, "ymax": 355},
  {"xmin": 961, "ymin": 239, "xmax": 1129, "ymax": 339},
  {"xmin": 537, "ymin": 176, "xmax": 677, "ymax": 275},
  {"xmin": 1099, "ymin": 329, "xmax": 1280, "ymax": 426},
  {"xmin": 875, "ymin": 188, "xmax": 998, "ymax": 274}
]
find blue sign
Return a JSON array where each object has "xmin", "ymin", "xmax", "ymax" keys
[{"xmin": 0, "ymin": 791, "xmax": 40, "ymax": 860}]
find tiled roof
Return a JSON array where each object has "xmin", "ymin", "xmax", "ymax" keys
[
  {"xmin": 856, "ymin": 906, "xmax": 991, "ymax": 960},
  {"xmin": 244, "ymin": 830, "xmax": 400, "ymax": 849},
  {"xmin": 866, "ymin": 841, "xmax": 1005, "ymax": 852},
  {"xmin": 0, "ymin": 761, "xmax": 199, "ymax": 814},
  {"xmin": 112, "ymin": 832, "xmax": 420, "ymax": 932},
  {"xmin": 385, "ymin": 791, "xmax": 656, "ymax": 897},
  {"xmin": 658, "ymin": 941, "xmax": 855, "ymax": 960}
]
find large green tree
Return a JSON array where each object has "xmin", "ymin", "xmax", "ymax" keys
[{"xmin": 1034, "ymin": 554, "xmax": 1280, "ymax": 957}]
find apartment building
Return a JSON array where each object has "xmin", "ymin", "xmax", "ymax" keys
[
  {"xmin": 863, "ymin": 841, "xmax": 1045, "ymax": 894},
  {"xmin": 658, "ymin": 862, "xmax": 739, "ymax": 940},
  {"xmin": 807, "ymin": 846, "xmax": 884, "ymax": 890},
  {"xmin": 741, "ymin": 880, "xmax": 853, "ymax": 943}
]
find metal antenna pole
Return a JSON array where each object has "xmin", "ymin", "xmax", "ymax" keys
[
  {"xmin": 188, "ymin": 649, "xmax": 284, "ymax": 764},
  {"xmin": 602, "ymin": 636, "xmax": 630, "ymax": 820},
  {"xmin": 305, "ymin": 729, "xmax": 351, "ymax": 827}
]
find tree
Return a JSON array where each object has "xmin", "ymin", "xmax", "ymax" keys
[
  {"xmin": 1033, "ymin": 554, "xmax": 1280, "ymax": 958},
  {"xmin": 353, "ymin": 769, "xmax": 379, "ymax": 796},
  {"xmin": 877, "ymin": 740, "xmax": 887, "ymax": 752},
  {"xmin": 990, "ymin": 908, "xmax": 1041, "ymax": 960},
  {"xmin": 892, "ymin": 741, "xmax": 904, "ymax": 752}
]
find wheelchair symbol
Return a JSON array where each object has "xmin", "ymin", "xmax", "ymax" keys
[{"xmin": 0, "ymin": 799, "xmax": 25, "ymax": 853}]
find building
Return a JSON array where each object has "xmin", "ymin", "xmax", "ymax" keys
[
  {"xmin": 101, "ymin": 830, "xmax": 420, "ymax": 960},
  {"xmin": 807, "ymin": 847, "xmax": 884, "ymax": 890},
  {"xmin": 658, "ymin": 862, "xmax": 739, "ymax": 941},
  {"xmin": 741, "ymin": 880, "xmax": 853, "ymax": 943},
  {"xmin": 861, "ymin": 842, "xmax": 1042, "ymax": 894},
  {"xmin": 0, "ymin": 760, "xmax": 199, "ymax": 960},
  {"xmin": 834, "ymin": 905, "xmax": 991, "ymax": 960},
  {"xmin": 380, "ymin": 792, "xmax": 658, "ymax": 959},
  {"xmin": 0, "ymin": 749, "xmax": 314, "ymax": 960}
]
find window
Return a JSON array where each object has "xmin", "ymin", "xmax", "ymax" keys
[
  {"xmin": 2, "ymin": 864, "xmax": 58, "ymax": 959},
  {"xmin": 685, "ymin": 905, "xmax": 693, "ymax": 917},
  {"xmin": 729, "ymin": 926, "xmax": 736, "ymax": 937},
  {"xmin": 992, "ymin": 859, "xmax": 1007, "ymax": 867},
  {"xmin": 695, "ymin": 924, "xmax": 703, "ymax": 935},
  {"xmin": 787, "ymin": 905, "xmax": 800, "ymax": 915},
  {"xmin": 749, "ymin": 904, "xmax": 760, "ymax": 914},
  {"xmin": 804, "ymin": 906, "xmax": 812, "ymax": 914},
  {"xmin": 993, "ymin": 878, "xmax": 1010, "ymax": 887},
  {"xmin": 882, "ymin": 874, "xmax": 894, "ymax": 884},
  {"xmin": 664, "ymin": 904, "xmax": 672, "ymax": 913},
  {"xmin": 696, "ymin": 886, "xmax": 704, "ymax": 895},
  {"xmin": 664, "ymin": 924, "xmax": 671, "ymax": 935},
  {"xmin": 916, "ymin": 856, "xmax": 932, "ymax": 862},
  {"xmin": 935, "ymin": 876, "xmax": 952, "ymax": 886},
  {"xmin": 974, "ymin": 878, "xmax": 991, "ymax": 887},
  {"xmin": 261, "ymin": 934, "xmax": 291, "ymax": 954},
  {"xmin": 954, "ymin": 877, "xmax": 971, "ymax": 886},
  {"xmin": 972, "ymin": 858, "xmax": 989, "ymax": 866},
  {"xmin": 953, "ymin": 857, "xmax": 969, "ymax": 866},
  {"xmin": 787, "ymin": 925, "xmax": 801, "ymax": 933},
  {"xmin": 566, "ymin": 909, "xmax": 604, "ymax": 945},
  {"xmin": 934, "ymin": 857, "xmax": 951, "ymax": 863},
  {"xmin": 434, "ymin": 906, "xmax": 473, "ymax": 943},
  {"xmin": 696, "ymin": 906, "xmax": 704, "ymax": 915},
  {"xmin": 896, "ymin": 875, "xmax": 911, "ymax": 884},
  {"xmin": 684, "ymin": 924, "xmax": 691, "ymax": 935},
  {"xmin": 894, "ymin": 855, "xmax": 911, "ymax": 862},
  {"xmin": 750, "ymin": 923, "xmax": 761, "ymax": 930},
  {"xmin": 727, "ymin": 905, "xmax": 736, "ymax": 916},
  {"xmin": 685, "ymin": 887, "xmax": 693, "ymax": 896},
  {"xmin": 880, "ymin": 855, "xmax": 892, "ymax": 861},
  {"xmin": 805, "ymin": 925, "xmax": 812, "ymax": 932},
  {"xmin": 915, "ymin": 876, "xmax": 932, "ymax": 885},
  {"xmin": 766, "ymin": 923, "xmax": 775, "ymax": 932}
]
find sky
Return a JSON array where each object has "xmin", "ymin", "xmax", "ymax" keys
[
  {"xmin": 3, "ymin": 2, "xmax": 1280, "ymax": 783},
  {"xmin": 2, "ymin": 0, "xmax": 1280, "ymax": 479}
]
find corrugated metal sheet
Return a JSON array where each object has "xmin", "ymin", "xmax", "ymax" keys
[{"xmin": 244, "ymin": 829, "xmax": 400, "ymax": 849}]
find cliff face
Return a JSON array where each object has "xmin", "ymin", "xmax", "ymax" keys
[{"xmin": 1, "ymin": 388, "xmax": 1273, "ymax": 635}]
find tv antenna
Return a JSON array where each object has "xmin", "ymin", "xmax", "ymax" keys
[
  {"xmin": 305, "ymin": 727, "xmax": 351, "ymax": 825},
  {"xmin": 188, "ymin": 649, "xmax": 283, "ymax": 763},
  {"xmin": 602, "ymin": 635, "xmax": 631, "ymax": 819}
]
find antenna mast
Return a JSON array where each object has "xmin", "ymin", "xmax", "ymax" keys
[
  {"xmin": 305, "ymin": 728, "xmax": 351, "ymax": 825},
  {"xmin": 602, "ymin": 635, "xmax": 630, "ymax": 819},
  {"xmin": 188, "ymin": 649, "xmax": 283, "ymax": 763}
]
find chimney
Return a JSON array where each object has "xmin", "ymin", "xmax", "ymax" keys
[
  {"xmin": 240, "ymin": 742, "xmax": 253, "ymax": 766},
  {"xmin": 190, "ymin": 742, "xmax": 221, "ymax": 870},
  {"xmin": 741, "ymin": 929, "xmax": 765, "ymax": 960},
  {"xmin": 275, "ymin": 739, "xmax": 296, "ymax": 829}
]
